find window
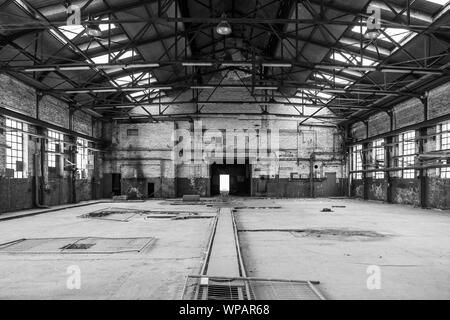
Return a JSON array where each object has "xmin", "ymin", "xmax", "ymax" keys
[
  {"xmin": 352, "ymin": 144, "xmax": 363, "ymax": 179},
  {"xmin": 5, "ymin": 118, "xmax": 25, "ymax": 178},
  {"xmin": 48, "ymin": 130, "xmax": 63, "ymax": 168},
  {"xmin": 437, "ymin": 121, "xmax": 450, "ymax": 178},
  {"xmin": 398, "ymin": 131, "xmax": 416, "ymax": 179},
  {"xmin": 76, "ymin": 138, "xmax": 89, "ymax": 179},
  {"xmin": 373, "ymin": 139, "xmax": 385, "ymax": 179}
]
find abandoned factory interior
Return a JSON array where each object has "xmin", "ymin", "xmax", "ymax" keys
[{"xmin": 0, "ymin": 0, "xmax": 449, "ymax": 301}]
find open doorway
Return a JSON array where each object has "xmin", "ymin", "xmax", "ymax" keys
[
  {"xmin": 210, "ymin": 162, "xmax": 251, "ymax": 196},
  {"xmin": 148, "ymin": 183, "xmax": 155, "ymax": 198},
  {"xmin": 112, "ymin": 173, "xmax": 121, "ymax": 196}
]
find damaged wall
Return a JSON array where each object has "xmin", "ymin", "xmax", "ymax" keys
[{"xmin": 103, "ymin": 121, "xmax": 176, "ymax": 198}]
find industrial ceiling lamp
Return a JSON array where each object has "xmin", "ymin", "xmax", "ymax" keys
[
  {"xmin": 364, "ymin": 5, "xmax": 381, "ymax": 40},
  {"xmin": 85, "ymin": 16, "xmax": 102, "ymax": 37},
  {"xmin": 364, "ymin": 28, "xmax": 381, "ymax": 40},
  {"xmin": 216, "ymin": 13, "xmax": 232, "ymax": 36}
]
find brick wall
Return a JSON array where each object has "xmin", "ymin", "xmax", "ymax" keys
[
  {"xmin": 103, "ymin": 115, "xmax": 346, "ymax": 198},
  {"xmin": 0, "ymin": 73, "xmax": 102, "ymax": 213},
  {"xmin": 349, "ymin": 80, "xmax": 450, "ymax": 209}
]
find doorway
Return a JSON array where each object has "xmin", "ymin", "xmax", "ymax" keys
[
  {"xmin": 148, "ymin": 183, "xmax": 155, "ymax": 198},
  {"xmin": 112, "ymin": 173, "xmax": 121, "ymax": 196},
  {"xmin": 210, "ymin": 162, "xmax": 251, "ymax": 196}
]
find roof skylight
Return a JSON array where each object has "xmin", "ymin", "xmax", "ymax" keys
[
  {"xmin": 50, "ymin": 25, "xmax": 85, "ymax": 42},
  {"xmin": 296, "ymin": 89, "xmax": 334, "ymax": 103},
  {"xmin": 90, "ymin": 49, "xmax": 138, "ymax": 64},
  {"xmin": 330, "ymin": 51, "xmax": 378, "ymax": 67},
  {"xmin": 313, "ymin": 72, "xmax": 353, "ymax": 86},
  {"xmin": 98, "ymin": 17, "xmax": 117, "ymax": 32},
  {"xmin": 424, "ymin": 0, "xmax": 448, "ymax": 6},
  {"xmin": 109, "ymin": 71, "xmax": 158, "ymax": 102}
]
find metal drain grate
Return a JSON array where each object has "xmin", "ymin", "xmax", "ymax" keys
[
  {"xmin": 61, "ymin": 243, "xmax": 95, "ymax": 250},
  {"xmin": 0, "ymin": 237, "xmax": 156, "ymax": 254},
  {"xmin": 181, "ymin": 275, "xmax": 325, "ymax": 300}
]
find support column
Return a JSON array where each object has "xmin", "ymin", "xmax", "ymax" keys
[
  {"xmin": 68, "ymin": 106, "xmax": 77, "ymax": 204},
  {"xmin": 362, "ymin": 121, "xmax": 369, "ymax": 200},
  {"xmin": 362, "ymin": 142, "xmax": 369, "ymax": 200},
  {"xmin": 418, "ymin": 127, "xmax": 427, "ymax": 208},
  {"xmin": 418, "ymin": 95, "xmax": 428, "ymax": 208},
  {"xmin": 385, "ymin": 111, "xmax": 394, "ymax": 203}
]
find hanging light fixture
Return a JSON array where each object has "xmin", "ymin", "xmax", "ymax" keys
[
  {"xmin": 364, "ymin": 28, "xmax": 381, "ymax": 40},
  {"xmin": 216, "ymin": 13, "xmax": 232, "ymax": 36},
  {"xmin": 85, "ymin": 16, "xmax": 102, "ymax": 37}
]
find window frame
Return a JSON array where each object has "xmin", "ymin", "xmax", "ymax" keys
[
  {"xmin": 398, "ymin": 131, "xmax": 416, "ymax": 179},
  {"xmin": 373, "ymin": 139, "xmax": 385, "ymax": 179},
  {"xmin": 5, "ymin": 118, "xmax": 25, "ymax": 178},
  {"xmin": 436, "ymin": 121, "xmax": 450, "ymax": 178}
]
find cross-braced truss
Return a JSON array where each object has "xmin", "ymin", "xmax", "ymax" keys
[{"xmin": 0, "ymin": 0, "xmax": 449, "ymax": 126}]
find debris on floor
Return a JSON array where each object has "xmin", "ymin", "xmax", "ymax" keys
[
  {"xmin": 290, "ymin": 228, "xmax": 386, "ymax": 241},
  {"xmin": 239, "ymin": 228, "xmax": 386, "ymax": 241}
]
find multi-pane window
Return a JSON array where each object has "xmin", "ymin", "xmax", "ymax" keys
[
  {"xmin": 399, "ymin": 131, "xmax": 416, "ymax": 179},
  {"xmin": 373, "ymin": 139, "xmax": 385, "ymax": 179},
  {"xmin": 351, "ymin": 144, "xmax": 363, "ymax": 179},
  {"xmin": 5, "ymin": 118, "xmax": 25, "ymax": 178},
  {"xmin": 437, "ymin": 121, "xmax": 450, "ymax": 178},
  {"xmin": 76, "ymin": 138, "xmax": 88, "ymax": 179},
  {"xmin": 47, "ymin": 130, "xmax": 62, "ymax": 168}
]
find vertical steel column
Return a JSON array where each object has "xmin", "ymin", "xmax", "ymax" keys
[
  {"xmin": 385, "ymin": 110, "xmax": 394, "ymax": 203},
  {"xmin": 68, "ymin": 106, "xmax": 77, "ymax": 203},
  {"xmin": 362, "ymin": 121, "xmax": 369, "ymax": 200},
  {"xmin": 419, "ymin": 96, "xmax": 429, "ymax": 208}
]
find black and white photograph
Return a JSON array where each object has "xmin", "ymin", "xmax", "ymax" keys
[{"xmin": 0, "ymin": 0, "xmax": 449, "ymax": 307}]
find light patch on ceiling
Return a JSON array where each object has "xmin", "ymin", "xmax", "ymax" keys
[
  {"xmin": 425, "ymin": 0, "xmax": 448, "ymax": 6},
  {"xmin": 111, "ymin": 72, "xmax": 158, "ymax": 102},
  {"xmin": 90, "ymin": 49, "xmax": 137, "ymax": 64},
  {"xmin": 295, "ymin": 89, "xmax": 335, "ymax": 107},
  {"xmin": 50, "ymin": 25, "xmax": 85, "ymax": 42},
  {"xmin": 330, "ymin": 51, "xmax": 378, "ymax": 67},
  {"xmin": 313, "ymin": 72, "xmax": 353, "ymax": 87},
  {"xmin": 99, "ymin": 17, "xmax": 117, "ymax": 31},
  {"xmin": 339, "ymin": 38, "xmax": 391, "ymax": 56},
  {"xmin": 351, "ymin": 24, "xmax": 417, "ymax": 47}
]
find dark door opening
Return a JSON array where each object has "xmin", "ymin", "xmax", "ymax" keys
[
  {"xmin": 148, "ymin": 183, "xmax": 155, "ymax": 198},
  {"xmin": 112, "ymin": 173, "xmax": 121, "ymax": 196},
  {"xmin": 210, "ymin": 162, "xmax": 251, "ymax": 196}
]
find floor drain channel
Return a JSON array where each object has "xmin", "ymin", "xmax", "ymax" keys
[{"xmin": 182, "ymin": 275, "xmax": 325, "ymax": 300}]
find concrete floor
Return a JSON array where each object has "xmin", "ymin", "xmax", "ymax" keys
[
  {"xmin": 237, "ymin": 198, "xmax": 450, "ymax": 300},
  {"xmin": 0, "ymin": 201, "xmax": 216, "ymax": 299},
  {"xmin": 0, "ymin": 198, "xmax": 448, "ymax": 299}
]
